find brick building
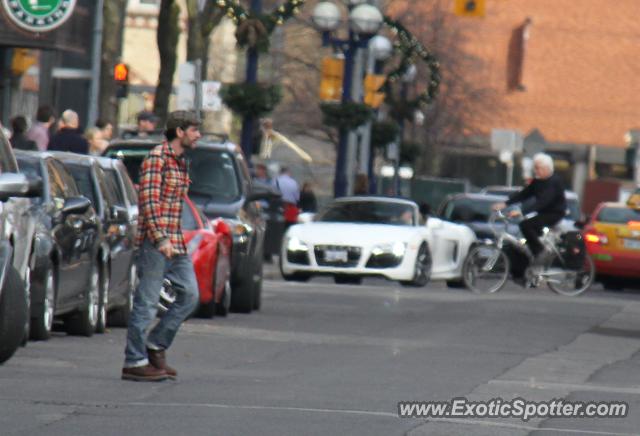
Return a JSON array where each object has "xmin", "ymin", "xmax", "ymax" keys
[{"xmin": 448, "ymin": 0, "xmax": 640, "ymax": 192}]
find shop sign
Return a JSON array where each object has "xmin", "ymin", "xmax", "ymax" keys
[{"xmin": 2, "ymin": 0, "xmax": 76, "ymax": 33}]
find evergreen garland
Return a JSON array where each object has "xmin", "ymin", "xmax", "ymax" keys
[
  {"xmin": 320, "ymin": 102, "xmax": 373, "ymax": 131},
  {"xmin": 215, "ymin": 0, "xmax": 306, "ymax": 51},
  {"xmin": 220, "ymin": 83, "xmax": 283, "ymax": 118},
  {"xmin": 371, "ymin": 120, "xmax": 400, "ymax": 150}
]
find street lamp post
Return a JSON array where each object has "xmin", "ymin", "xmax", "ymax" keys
[
  {"xmin": 364, "ymin": 34, "xmax": 392, "ymax": 194},
  {"xmin": 240, "ymin": 0, "xmax": 262, "ymax": 162},
  {"xmin": 312, "ymin": 1, "xmax": 383, "ymax": 198},
  {"xmin": 393, "ymin": 64, "xmax": 416, "ymax": 196}
]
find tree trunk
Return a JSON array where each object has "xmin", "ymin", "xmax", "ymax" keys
[
  {"xmin": 154, "ymin": 0, "xmax": 181, "ymax": 126},
  {"xmin": 185, "ymin": 0, "xmax": 224, "ymax": 77},
  {"xmin": 98, "ymin": 0, "xmax": 127, "ymax": 126}
]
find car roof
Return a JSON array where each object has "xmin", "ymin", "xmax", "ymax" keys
[
  {"xmin": 447, "ymin": 192, "xmax": 508, "ymax": 201},
  {"xmin": 47, "ymin": 151, "xmax": 99, "ymax": 167},
  {"xmin": 333, "ymin": 196, "xmax": 418, "ymax": 207},
  {"xmin": 104, "ymin": 139, "xmax": 238, "ymax": 155}
]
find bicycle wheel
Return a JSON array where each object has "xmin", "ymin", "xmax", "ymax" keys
[
  {"xmin": 462, "ymin": 245, "xmax": 510, "ymax": 294},
  {"xmin": 546, "ymin": 254, "xmax": 594, "ymax": 297}
]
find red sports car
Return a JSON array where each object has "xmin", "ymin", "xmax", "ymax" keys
[{"xmin": 182, "ymin": 196, "xmax": 233, "ymax": 317}]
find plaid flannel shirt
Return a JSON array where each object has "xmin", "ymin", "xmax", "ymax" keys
[{"xmin": 136, "ymin": 142, "xmax": 190, "ymax": 255}]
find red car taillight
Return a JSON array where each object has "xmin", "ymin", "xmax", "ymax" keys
[{"xmin": 584, "ymin": 228, "xmax": 608, "ymax": 245}]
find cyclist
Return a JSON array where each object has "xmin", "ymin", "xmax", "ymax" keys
[{"xmin": 492, "ymin": 153, "xmax": 567, "ymax": 265}]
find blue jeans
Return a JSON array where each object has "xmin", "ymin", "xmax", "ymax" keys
[{"xmin": 124, "ymin": 239, "xmax": 199, "ymax": 367}]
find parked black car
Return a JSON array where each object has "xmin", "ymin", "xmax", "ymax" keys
[
  {"xmin": 16, "ymin": 151, "xmax": 101, "ymax": 339},
  {"xmin": 437, "ymin": 193, "xmax": 521, "ymax": 240},
  {"xmin": 51, "ymin": 153, "xmax": 136, "ymax": 332},
  {"xmin": 0, "ymin": 131, "xmax": 40, "ymax": 363},
  {"xmin": 104, "ymin": 139, "xmax": 277, "ymax": 314}
]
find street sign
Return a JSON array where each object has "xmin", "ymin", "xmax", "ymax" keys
[
  {"xmin": 453, "ymin": 0, "xmax": 485, "ymax": 17},
  {"xmin": 201, "ymin": 81, "xmax": 222, "ymax": 111},
  {"xmin": 2, "ymin": 0, "xmax": 77, "ymax": 32},
  {"xmin": 177, "ymin": 83, "xmax": 195, "ymax": 110},
  {"xmin": 491, "ymin": 128, "xmax": 523, "ymax": 153}
]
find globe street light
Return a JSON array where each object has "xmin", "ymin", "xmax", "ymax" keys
[{"xmin": 312, "ymin": 0, "xmax": 384, "ymax": 198}]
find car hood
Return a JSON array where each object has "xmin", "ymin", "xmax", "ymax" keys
[
  {"xmin": 190, "ymin": 194, "xmax": 244, "ymax": 219},
  {"xmin": 286, "ymin": 222, "xmax": 419, "ymax": 245}
]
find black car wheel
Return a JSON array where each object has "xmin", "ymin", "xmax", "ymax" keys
[
  {"xmin": 0, "ymin": 267, "xmax": 28, "ymax": 363},
  {"xmin": 65, "ymin": 266, "xmax": 99, "ymax": 337},
  {"xmin": 96, "ymin": 263, "xmax": 110, "ymax": 334},
  {"xmin": 401, "ymin": 243, "xmax": 432, "ymax": 287},
  {"xmin": 30, "ymin": 261, "xmax": 56, "ymax": 341},
  {"xmin": 230, "ymin": 263, "xmax": 255, "ymax": 314}
]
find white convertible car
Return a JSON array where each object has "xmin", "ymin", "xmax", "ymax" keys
[{"xmin": 280, "ymin": 197, "xmax": 476, "ymax": 286}]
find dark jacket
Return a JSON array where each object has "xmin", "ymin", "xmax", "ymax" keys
[
  {"xmin": 48, "ymin": 128, "xmax": 89, "ymax": 154},
  {"xmin": 506, "ymin": 174, "xmax": 567, "ymax": 215},
  {"xmin": 299, "ymin": 191, "xmax": 317, "ymax": 213},
  {"xmin": 10, "ymin": 133, "xmax": 37, "ymax": 151}
]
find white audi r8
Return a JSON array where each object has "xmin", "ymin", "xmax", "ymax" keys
[{"xmin": 280, "ymin": 197, "xmax": 476, "ymax": 286}]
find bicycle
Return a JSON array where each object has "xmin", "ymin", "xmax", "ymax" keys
[{"xmin": 462, "ymin": 210, "xmax": 594, "ymax": 296}]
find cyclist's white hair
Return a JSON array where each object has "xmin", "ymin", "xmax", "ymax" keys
[{"xmin": 533, "ymin": 153, "xmax": 554, "ymax": 174}]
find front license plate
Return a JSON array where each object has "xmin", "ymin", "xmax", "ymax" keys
[
  {"xmin": 325, "ymin": 249, "xmax": 348, "ymax": 262},
  {"xmin": 623, "ymin": 238, "xmax": 640, "ymax": 249}
]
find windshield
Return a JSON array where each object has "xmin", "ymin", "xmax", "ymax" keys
[
  {"xmin": 566, "ymin": 198, "xmax": 581, "ymax": 221},
  {"xmin": 103, "ymin": 148, "xmax": 154, "ymax": 185},
  {"xmin": 67, "ymin": 164, "xmax": 97, "ymax": 206},
  {"xmin": 317, "ymin": 201, "xmax": 416, "ymax": 226},
  {"xmin": 187, "ymin": 149, "xmax": 241, "ymax": 203},
  {"xmin": 17, "ymin": 158, "xmax": 41, "ymax": 181},
  {"xmin": 596, "ymin": 207, "xmax": 640, "ymax": 224}
]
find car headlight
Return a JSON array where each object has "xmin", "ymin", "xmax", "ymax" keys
[
  {"xmin": 224, "ymin": 219, "xmax": 252, "ymax": 244},
  {"xmin": 186, "ymin": 234, "xmax": 203, "ymax": 256},
  {"xmin": 371, "ymin": 241, "xmax": 406, "ymax": 258},
  {"xmin": 286, "ymin": 237, "xmax": 309, "ymax": 252}
]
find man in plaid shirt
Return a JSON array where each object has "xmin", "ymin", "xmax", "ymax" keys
[{"xmin": 123, "ymin": 110, "xmax": 201, "ymax": 382}]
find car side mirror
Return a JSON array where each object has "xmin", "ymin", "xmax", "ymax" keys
[
  {"xmin": 22, "ymin": 176, "xmax": 44, "ymax": 198},
  {"xmin": 62, "ymin": 196, "xmax": 92, "ymax": 215},
  {"xmin": 0, "ymin": 173, "xmax": 30, "ymax": 201},
  {"xmin": 110, "ymin": 205, "xmax": 129, "ymax": 223}
]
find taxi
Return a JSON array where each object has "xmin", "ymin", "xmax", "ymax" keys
[{"xmin": 583, "ymin": 202, "xmax": 640, "ymax": 284}]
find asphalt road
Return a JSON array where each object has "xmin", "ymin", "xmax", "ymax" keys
[{"xmin": 1, "ymin": 276, "xmax": 640, "ymax": 436}]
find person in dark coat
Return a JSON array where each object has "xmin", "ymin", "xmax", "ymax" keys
[
  {"xmin": 48, "ymin": 110, "xmax": 90, "ymax": 154},
  {"xmin": 299, "ymin": 181, "xmax": 317, "ymax": 213},
  {"xmin": 10, "ymin": 116, "xmax": 37, "ymax": 151}
]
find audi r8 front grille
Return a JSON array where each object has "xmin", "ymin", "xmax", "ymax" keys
[{"xmin": 314, "ymin": 245, "xmax": 361, "ymax": 267}]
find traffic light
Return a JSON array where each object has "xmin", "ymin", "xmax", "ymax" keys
[
  {"xmin": 114, "ymin": 62, "xmax": 129, "ymax": 99},
  {"xmin": 454, "ymin": 0, "xmax": 485, "ymax": 17},
  {"xmin": 319, "ymin": 57, "xmax": 344, "ymax": 102},
  {"xmin": 364, "ymin": 74, "xmax": 386, "ymax": 109}
]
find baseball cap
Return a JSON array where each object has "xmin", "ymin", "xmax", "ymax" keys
[
  {"xmin": 166, "ymin": 110, "xmax": 200, "ymax": 131},
  {"xmin": 137, "ymin": 110, "xmax": 158, "ymax": 123}
]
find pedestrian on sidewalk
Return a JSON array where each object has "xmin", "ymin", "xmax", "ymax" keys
[
  {"xmin": 9, "ymin": 116, "xmax": 37, "ymax": 151},
  {"xmin": 26, "ymin": 105, "xmax": 55, "ymax": 151},
  {"xmin": 275, "ymin": 167, "xmax": 300, "ymax": 229},
  {"xmin": 48, "ymin": 110, "xmax": 90, "ymax": 154},
  {"xmin": 122, "ymin": 110, "xmax": 201, "ymax": 382},
  {"xmin": 299, "ymin": 181, "xmax": 317, "ymax": 213}
]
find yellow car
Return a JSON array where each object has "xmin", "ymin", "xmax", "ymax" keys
[{"xmin": 584, "ymin": 202, "xmax": 640, "ymax": 288}]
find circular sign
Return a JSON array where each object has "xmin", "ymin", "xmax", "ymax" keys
[{"xmin": 2, "ymin": 0, "xmax": 77, "ymax": 33}]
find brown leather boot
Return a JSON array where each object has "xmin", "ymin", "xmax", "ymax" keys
[
  {"xmin": 121, "ymin": 364, "xmax": 168, "ymax": 382},
  {"xmin": 147, "ymin": 348, "xmax": 177, "ymax": 379}
]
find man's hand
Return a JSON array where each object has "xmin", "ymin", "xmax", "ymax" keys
[
  {"xmin": 158, "ymin": 241, "xmax": 175, "ymax": 259},
  {"xmin": 507, "ymin": 209, "xmax": 522, "ymax": 218},
  {"xmin": 492, "ymin": 202, "xmax": 507, "ymax": 211}
]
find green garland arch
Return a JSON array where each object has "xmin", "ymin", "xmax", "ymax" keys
[{"xmin": 215, "ymin": 0, "xmax": 306, "ymax": 51}]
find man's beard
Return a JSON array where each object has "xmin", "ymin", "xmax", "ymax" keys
[{"xmin": 181, "ymin": 136, "xmax": 195, "ymax": 148}]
